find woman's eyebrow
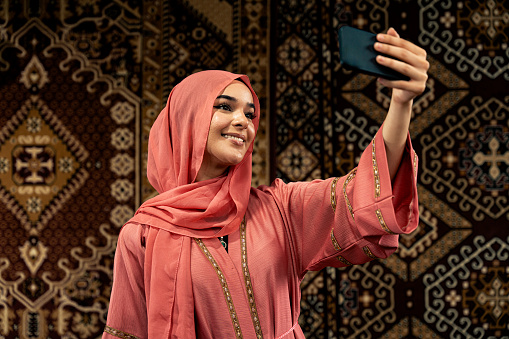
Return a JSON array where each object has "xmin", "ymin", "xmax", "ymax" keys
[
  {"xmin": 216, "ymin": 94, "xmax": 236, "ymax": 101},
  {"xmin": 216, "ymin": 95, "xmax": 255, "ymax": 109}
]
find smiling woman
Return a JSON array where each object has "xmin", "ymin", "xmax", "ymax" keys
[
  {"xmin": 197, "ymin": 80, "xmax": 257, "ymax": 182},
  {"xmin": 103, "ymin": 29, "xmax": 428, "ymax": 337}
]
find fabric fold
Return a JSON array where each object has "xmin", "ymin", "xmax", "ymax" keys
[
  {"xmin": 105, "ymin": 70, "xmax": 260, "ymax": 338},
  {"xmin": 130, "ymin": 70, "xmax": 259, "ymax": 238}
]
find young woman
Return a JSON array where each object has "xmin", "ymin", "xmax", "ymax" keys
[{"xmin": 103, "ymin": 28, "xmax": 428, "ymax": 338}]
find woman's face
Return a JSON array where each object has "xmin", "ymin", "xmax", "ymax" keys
[{"xmin": 197, "ymin": 80, "xmax": 256, "ymax": 181}]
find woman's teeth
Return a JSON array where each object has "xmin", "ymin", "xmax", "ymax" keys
[{"xmin": 223, "ymin": 135, "xmax": 244, "ymax": 143}]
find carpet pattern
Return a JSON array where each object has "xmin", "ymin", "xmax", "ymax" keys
[
  {"xmin": 0, "ymin": 1, "xmax": 141, "ymax": 337},
  {"xmin": 273, "ymin": 1, "xmax": 509, "ymax": 338},
  {"xmin": 0, "ymin": 1, "xmax": 269, "ymax": 338},
  {"xmin": 0, "ymin": 0, "xmax": 508, "ymax": 338}
]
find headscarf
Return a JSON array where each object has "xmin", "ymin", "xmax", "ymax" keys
[
  {"xmin": 125, "ymin": 70, "xmax": 260, "ymax": 337},
  {"xmin": 130, "ymin": 70, "xmax": 260, "ymax": 236}
]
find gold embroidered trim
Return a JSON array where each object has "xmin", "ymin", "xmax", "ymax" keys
[
  {"xmin": 330, "ymin": 177, "xmax": 342, "ymax": 252},
  {"xmin": 413, "ymin": 151, "xmax": 418, "ymax": 179},
  {"xmin": 330, "ymin": 229, "xmax": 341, "ymax": 251},
  {"xmin": 362, "ymin": 246, "xmax": 377, "ymax": 259},
  {"xmin": 104, "ymin": 326, "xmax": 140, "ymax": 339},
  {"xmin": 376, "ymin": 209, "xmax": 394, "ymax": 234},
  {"xmin": 372, "ymin": 137, "xmax": 381, "ymax": 198},
  {"xmin": 240, "ymin": 218, "xmax": 264, "ymax": 339},
  {"xmin": 195, "ymin": 238, "xmax": 243, "ymax": 338},
  {"xmin": 343, "ymin": 169, "xmax": 357, "ymax": 220},
  {"xmin": 330, "ymin": 177, "xmax": 340, "ymax": 212},
  {"xmin": 337, "ymin": 255, "xmax": 353, "ymax": 266}
]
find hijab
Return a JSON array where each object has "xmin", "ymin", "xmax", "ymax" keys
[
  {"xmin": 125, "ymin": 70, "xmax": 260, "ymax": 337},
  {"xmin": 130, "ymin": 70, "xmax": 259, "ymax": 236}
]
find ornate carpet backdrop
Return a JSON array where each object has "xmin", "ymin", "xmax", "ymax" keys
[{"xmin": 0, "ymin": 0, "xmax": 508, "ymax": 338}]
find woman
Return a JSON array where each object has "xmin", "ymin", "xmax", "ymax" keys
[{"xmin": 103, "ymin": 28, "xmax": 428, "ymax": 338}]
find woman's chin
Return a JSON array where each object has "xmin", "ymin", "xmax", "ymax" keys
[{"xmin": 223, "ymin": 151, "xmax": 248, "ymax": 166}]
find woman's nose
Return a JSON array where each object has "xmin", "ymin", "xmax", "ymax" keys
[{"xmin": 232, "ymin": 110, "xmax": 248, "ymax": 128}]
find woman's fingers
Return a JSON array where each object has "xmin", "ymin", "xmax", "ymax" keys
[
  {"xmin": 374, "ymin": 33, "xmax": 428, "ymax": 82},
  {"xmin": 374, "ymin": 40, "xmax": 428, "ymax": 69},
  {"xmin": 376, "ymin": 33, "xmax": 427, "ymax": 59},
  {"xmin": 386, "ymin": 27, "xmax": 400, "ymax": 38},
  {"xmin": 371, "ymin": 29, "xmax": 430, "ymax": 102},
  {"xmin": 377, "ymin": 58, "xmax": 428, "ymax": 92},
  {"xmin": 375, "ymin": 50, "xmax": 428, "ymax": 79}
]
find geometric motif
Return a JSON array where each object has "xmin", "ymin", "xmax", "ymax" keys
[
  {"xmin": 338, "ymin": 263, "xmax": 398, "ymax": 338},
  {"xmin": 409, "ymin": 55, "xmax": 470, "ymax": 136},
  {"xmin": 277, "ymin": 34, "xmax": 316, "ymax": 75},
  {"xmin": 382, "ymin": 185, "xmax": 473, "ymax": 282},
  {"xmin": 300, "ymin": 263, "xmax": 398, "ymax": 338},
  {"xmin": 420, "ymin": 97, "xmax": 509, "ymax": 220},
  {"xmin": 274, "ymin": 0, "xmax": 329, "ymax": 183},
  {"xmin": 418, "ymin": 0, "xmax": 509, "ymax": 81},
  {"xmin": 423, "ymin": 236, "xmax": 509, "ymax": 338},
  {"xmin": 141, "ymin": 1, "xmax": 165, "ymax": 202},
  {"xmin": 340, "ymin": 55, "xmax": 469, "ymax": 136},
  {"xmin": 276, "ymin": 0, "xmax": 508, "ymax": 337},
  {"xmin": 0, "ymin": 95, "xmax": 89, "ymax": 230},
  {"xmin": 459, "ymin": 125, "xmax": 509, "ymax": 192},
  {"xmin": 1, "ymin": 0, "xmax": 508, "ymax": 338},
  {"xmin": 0, "ymin": 8, "xmax": 139, "ymax": 337},
  {"xmin": 19, "ymin": 239, "xmax": 48, "ymax": 276},
  {"xmin": 277, "ymin": 85, "xmax": 318, "ymax": 129},
  {"xmin": 157, "ymin": 0, "xmax": 271, "ymax": 190},
  {"xmin": 19, "ymin": 55, "xmax": 49, "ymax": 90},
  {"xmin": 299, "ymin": 270, "xmax": 327, "ymax": 337},
  {"xmin": 277, "ymin": 140, "xmax": 319, "ymax": 181},
  {"xmin": 162, "ymin": 1, "xmax": 235, "ymax": 94},
  {"xmin": 239, "ymin": 0, "xmax": 271, "ymax": 187}
]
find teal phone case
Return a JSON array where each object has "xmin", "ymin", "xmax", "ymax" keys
[{"xmin": 338, "ymin": 26, "xmax": 410, "ymax": 81}]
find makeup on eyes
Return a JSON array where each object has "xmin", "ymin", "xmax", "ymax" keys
[{"xmin": 214, "ymin": 95, "xmax": 256, "ymax": 119}]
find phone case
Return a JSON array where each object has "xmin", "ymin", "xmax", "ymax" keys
[{"xmin": 337, "ymin": 26, "xmax": 409, "ymax": 81}]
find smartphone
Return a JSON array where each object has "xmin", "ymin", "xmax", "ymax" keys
[{"xmin": 337, "ymin": 26, "xmax": 409, "ymax": 81}]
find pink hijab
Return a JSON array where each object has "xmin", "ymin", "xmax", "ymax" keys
[
  {"xmin": 130, "ymin": 70, "xmax": 260, "ymax": 236},
  {"xmin": 126, "ymin": 70, "xmax": 260, "ymax": 337}
]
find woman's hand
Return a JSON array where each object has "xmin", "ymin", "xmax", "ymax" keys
[
  {"xmin": 375, "ymin": 28, "xmax": 429, "ymax": 181},
  {"xmin": 375, "ymin": 27, "xmax": 429, "ymax": 105}
]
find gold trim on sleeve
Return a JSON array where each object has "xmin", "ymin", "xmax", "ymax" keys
[
  {"xmin": 330, "ymin": 177, "xmax": 342, "ymax": 252},
  {"xmin": 362, "ymin": 246, "xmax": 377, "ymax": 259},
  {"xmin": 330, "ymin": 177, "xmax": 340, "ymax": 212},
  {"xmin": 104, "ymin": 326, "xmax": 141, "ymax": 339},
  {"xmin": 372, "ymin": 137, "xmax": 381, "ymax": 199},
  {"xmin": 343, "ymin": 169, "xmax": 357, "ymax": 220},
  {"xmin": 413, "ymin": 151, "xmax": 418, "ymax": 179},
  {"xmin": 330, "ymin": 229, "xmax": 341, "ymax": 251},
  {"xmin": 195, "ymin": 238, "xmax": 243, "ymax": 338},
  {"xmin": 337, "ymin": 255, "xmax": 353, "ymax": 266},
  {"xmin": 240, "ymin": 218, "xmax": 264, "ymax": 339},
  {"xmin": 376, "ymin": 209, "xmax": 395, "ymax": 234}
]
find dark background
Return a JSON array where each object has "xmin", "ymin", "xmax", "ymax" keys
[{"xmin": 0, "ymin": 0, "xmax": 508, "ymax": 338}]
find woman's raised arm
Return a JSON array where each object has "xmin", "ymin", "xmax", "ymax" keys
[{"xmin": 375, "ymin": 27, "xmax": 429, "ymax": 180}]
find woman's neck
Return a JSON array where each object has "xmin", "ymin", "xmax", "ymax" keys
[{"xmin": 195, "ymin": 165, "xmax": 229, "ymax": 182}]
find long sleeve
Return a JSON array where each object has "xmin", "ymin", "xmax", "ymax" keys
[
  {"xmin": 103, "ymin": 223, "xmax": 147, "ymax": 339},
  {"xmin": 323, "ymin": 128, "xmax": 418, "ymax": 269},
  {"xmin": 259, "ymin": 126, "xmax": 418, "ymax": 278}
]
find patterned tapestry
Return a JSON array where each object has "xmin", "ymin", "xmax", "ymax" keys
[
  {"xmin": 0, "ymin": 0, "xmax": 507, "ymax": 338},
  {"xmin": 274, "ymin": 0, "xmax": 509, "ymax": 338}
]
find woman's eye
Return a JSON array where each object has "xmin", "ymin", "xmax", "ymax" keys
[
  {"xmin": 214, "ymin": 103, "xmax": 231, "ymax": 111},
  {"xmin": 245, "ymin": 112, "xmax": 256, "ymax": 120}
]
